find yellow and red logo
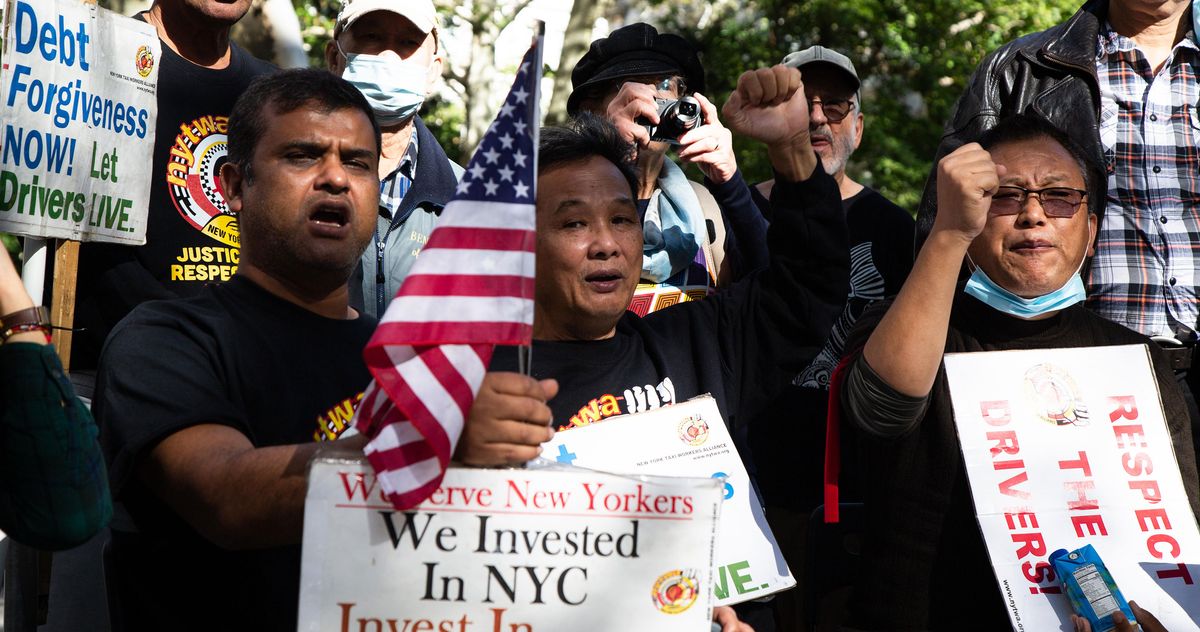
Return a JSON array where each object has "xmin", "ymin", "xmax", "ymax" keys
[
  {"xmin": 1023, "ymin": 363, "xmax": 1090, "ymax": 427},
  {"xmin": 135, "ymin": 45, "xmax": 154, "ymax": 78},
  {"xmin": 677, "ymin": 414, "xmax": 709, "ymax": 447},
  {"xmin": 651, "ymin": 569, "xmax": 699, "ymax": 614}
]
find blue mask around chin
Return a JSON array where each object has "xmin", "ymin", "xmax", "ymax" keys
[
  {"xmin": 962, "ymin": 257, "xmax": 1087, "ymax": 319},
  {"xmin": 340, "ymin": 50, "xmax": 429, "ymax": 127}
]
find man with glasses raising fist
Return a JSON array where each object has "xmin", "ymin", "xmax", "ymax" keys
[{"xmin": 834, "ymin": 114, "xmax": 1200, "ymax": 629}]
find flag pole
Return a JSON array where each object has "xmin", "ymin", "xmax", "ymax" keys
[{"xmin": 519, "ymin": 20, "xmax": 545, "ymax": 378}]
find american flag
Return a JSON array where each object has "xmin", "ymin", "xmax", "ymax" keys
[{"xmin": 353, "ymin": 34, "xmax": 543, "ymax": 510}]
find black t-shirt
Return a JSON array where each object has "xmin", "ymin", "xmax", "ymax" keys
[
  {"xmin": 495, "ymin": 332, "xmax": 668, "ymax": 430},
  {"xmin": 94, "ymin": 276, "xmax": 375, "ymax": 632},
  {"xmin": 72, "ymin": 36, "xmax": 276, "ymax": 369},
  {"xmin": 491, "ymin": 171, "xmax": 849, "ymax": 467},
  {"xmin": 748, "ymin": 185, "xmax": 915, "ymax": 509}
]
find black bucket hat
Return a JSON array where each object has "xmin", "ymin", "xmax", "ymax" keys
[{"xmin": 567, "ymin": 23, "xmax": 706, "ymax": 115}]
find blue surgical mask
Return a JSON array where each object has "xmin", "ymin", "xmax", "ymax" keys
[
  {"xmin": 340, "ymin": 48, "xmax": 429, "ymax": 126},
  {"xmin": 963, "ymin": 256, "xmax": 1087, "ymax": 319}
]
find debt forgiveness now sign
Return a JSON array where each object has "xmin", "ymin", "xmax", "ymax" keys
[
  {"xmin": 0, "ymin": 0, "xmax": 158, "ymax": 243},
  {"xmin": 299, "ymin": 458, "xmax": 724, "ymax": 632},
  {"xmin": 945, "ymin": 345, "xmax": 1200, "ymax": 631}
]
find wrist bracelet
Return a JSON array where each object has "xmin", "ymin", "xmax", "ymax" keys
[
  {"xmin": 0, "ymin": 306, "xmax": 50, "ymax": 341},
  {"xmin": 2, "ymin": 323, "xmax": 50, "ymax": 342}
]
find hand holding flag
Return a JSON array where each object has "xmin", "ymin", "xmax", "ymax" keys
[{"xmin": 353, "ymin": 30, "xmax": 544, "ymax": 511}]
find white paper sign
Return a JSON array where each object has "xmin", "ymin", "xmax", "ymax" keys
[
  {"xmin": 945, "ymin": 345, "xmax": 1200, "ymax": 631},
  {"xmin": 542, "ymin": 395, "xmax": 795, "ymax": 606},
  {"xmin": 0, "ymin": 0, "xmax": 158, "ymax": 243},
  {"xmin": 299, "ymin": 458, "xmax": 724, "ymax": 632}
]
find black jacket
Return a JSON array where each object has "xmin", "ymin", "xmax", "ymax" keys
[{"xmin": 916, "ymin": 0, "xmax": 1108, "ymax": 243}]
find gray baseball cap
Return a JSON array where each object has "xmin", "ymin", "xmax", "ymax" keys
[{"xmin": 782, "ymin": 45, "xmax": 859, "ymax": 91}]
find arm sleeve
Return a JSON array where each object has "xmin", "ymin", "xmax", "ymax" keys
[
  {"xmin": 94, "ymin": 311, "xmax": 248, "ymax": 498},
  {"xmin": 692, "ymin": 164, "xmax": 850, "ymax": 429},
  {"xmin": 0, "ymin": 343, "xmax": 111, "ymax": 550},
  {"xmin": 842, "ymin": 354, "xmax": 931, "ymax": 438},
  {"xmin": 74, "ymin": 243, "xmax": 178, "ymax": 367},
  {"xmin": 706, "ymin": 170, "xmax": 770, "ymax": 279}
]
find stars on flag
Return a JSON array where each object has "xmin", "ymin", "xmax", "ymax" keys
[{"xmin": 452, "ymin": 56, "xmax": 539, "ymax": 201}]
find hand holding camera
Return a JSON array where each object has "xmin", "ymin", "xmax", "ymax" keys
[
  {"xmin": 603, "ymin": 81, "xmax": 661, "ymax": 150},
  {"xmin": 675, "ymin": 93, "xmax": 737, "ymax": 184}
]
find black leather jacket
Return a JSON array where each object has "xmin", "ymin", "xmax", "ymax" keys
[{"xmin": 916, "ymin": 0, "xmax": 1108, "ymax": 242}]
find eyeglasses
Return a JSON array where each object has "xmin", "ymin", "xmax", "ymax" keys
[
  {"xmin": 807, "ymin": 98, "xmax": 855, "ymax": 123},
  {"xmin": 990, "ymin": 185, "xmax": 1088, "ymax": 218}
]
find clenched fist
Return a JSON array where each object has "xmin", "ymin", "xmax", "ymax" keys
[
  {"xmin": 933, "ymin": 142, "xmax": 1007, "ymax": 244},
  {"xmin": 722, "ymin": 65, "xmax": 809, "ymax": 149}
]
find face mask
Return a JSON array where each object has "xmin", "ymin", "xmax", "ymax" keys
[
  {"xmin": 962, "ymin": 256, "xmax": 1087, "ymax": 319},
  {"xmin": 340, "ymin": 48, "xmax": 428, "ymax": 126}
]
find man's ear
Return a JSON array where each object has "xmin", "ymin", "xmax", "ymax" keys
[
  {"xmin": 219, "ymin": 161, "xmax": 246, "ymax": 215},
  {"xmin": 853, "ymin": 112, "xmax": 864, "ymax": 151},
  {"xmin": 1086, "ymin": 212, "xmax": 1098, "ymax": 257},
  {"xmin": 325, "ymin": 39, "xmax": 343, "ymax": 74},
  {"xmin": 426, "ymin": 48, "xmax": 444, "ymax": 95}
]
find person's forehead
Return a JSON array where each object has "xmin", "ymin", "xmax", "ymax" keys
[
  {"xmin": 536, "ymin": 157, "xmax": 634, "ymax": 210},
  {"xmin": 346, "ymin": 11, "xmax": 427, "ymax": 38},
  {"xmin": 799, "ymin": 65, "xmax": 857, "ymax": 99},
  {"xmin": 259, "ymin": 103, "xmax": 375, "ymax": 147},
  {"xmin": 991, "ymin": 137, "xmax": 1083, "ymax": 184}
]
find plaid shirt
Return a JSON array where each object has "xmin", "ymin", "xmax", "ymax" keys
[
  {"xmin": 1085, "ymin": 24, "xmax": 1200, "ymax": 341},
  {"xmin": 379, "ymin": 133, "xmax": 419, "ymax": 223}
]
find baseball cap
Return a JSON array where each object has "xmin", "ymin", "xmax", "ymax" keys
[
  {"xmin": 567, "ymin": 23, "xmax": 706, "ymax": 115},
  {"xmin": 782, "ymin": 45, "xmax": 860, "ymax": 91},
  {"xmin": 334, "ymin": 0, "xmax": 437, "ymax": 38}
]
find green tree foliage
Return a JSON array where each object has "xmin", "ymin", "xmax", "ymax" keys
[{"xmin": 649, "ymin": 0, "xmax": 1079, "ymax": 211}]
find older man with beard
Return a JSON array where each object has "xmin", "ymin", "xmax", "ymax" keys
[{"xmin": 744, "ymin": 48, "xmax": 916, "ymax": 628}]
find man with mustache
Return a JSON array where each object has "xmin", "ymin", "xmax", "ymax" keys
[{"xmin": 746, "ymin": 47, "xmax": 916, "ymax": 628}]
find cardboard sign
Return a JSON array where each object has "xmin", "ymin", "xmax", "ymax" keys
[
  {"xmin": 945, "ymin": 345, "xmax": 1200, "ymax": 630},
  {"xmin": 0, "ymin": 0, "xmax": 158, "ymax": 244},
  {"xmin": 542, "ymin": 395, "xmax": 795, "ymax": 606},
  {"xmin": 299, "ymin": 458, "xmax": 724, "ymax": 632}
]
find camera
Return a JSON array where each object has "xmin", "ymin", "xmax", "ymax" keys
[{"xmin": 638, "ymin": 96, "xmax": 702, "ymax": 144}]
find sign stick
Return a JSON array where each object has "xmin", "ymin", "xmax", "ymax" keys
[{"xmin": 50, "ymin": 239, "xmax": 80, "ymax": 369}]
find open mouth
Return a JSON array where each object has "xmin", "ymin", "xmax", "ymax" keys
[
  {"xmin": 309, "ymin": 204, "xmax": 348, "ymax": 227},
  {"xmin": 585, "ymin": 270, "xmax": 624, "ymax": 292}
]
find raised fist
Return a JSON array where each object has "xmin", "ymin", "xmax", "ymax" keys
[
  {"xmin": 722, "ymin": 65, "xmax": 809, "ymax": 149},
  {"xmin": 933, "ymin": 142, "xmax": 1005, "ymax": 243}
]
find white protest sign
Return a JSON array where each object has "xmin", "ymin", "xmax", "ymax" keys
[
  {"xmin": 542, "ymin": 395, "xmax": 795, "ymax": 606},
  {"xmin": 0, "ymin": 0, "xmax": 158, "ymax": 244},
  {"xmin": 299, "ymin": 458, "xmax": 723, "ymax": 632},
  {"xmin": 945, "ymin": 345, "xmax": 1200, "ymax": 631}
]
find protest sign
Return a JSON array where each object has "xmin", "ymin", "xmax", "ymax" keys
[
  {"xmin": 944, "ymin": 344, "xmax": 1200, "ymax": 630},
  {"xmin": 542, "ymin": 396, "xmax": 795, "ymax": 606},
  {"xmin": 299, "ymin": 458, "xmax": 724, "ymax": 632},
  {"xmin": 0, "ymin": 0, "xmax": 158, "ymax": 244}
]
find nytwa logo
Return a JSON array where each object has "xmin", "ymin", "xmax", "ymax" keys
[{"xmin": 1023, "ymin": 363, "xmax": 1089, "ymax": 427}]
